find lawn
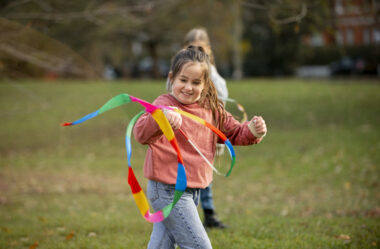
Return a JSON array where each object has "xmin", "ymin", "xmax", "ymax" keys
[{"xmin": 0, "ymin": 78, "xmax": 379, "ymax": 249}]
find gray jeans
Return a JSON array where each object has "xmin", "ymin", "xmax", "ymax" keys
[{"xmin": 147, "ymin": 180, "xmax": 212, "ymax": 249}]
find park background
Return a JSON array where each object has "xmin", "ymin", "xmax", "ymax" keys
[{"xmin": 0, "ymin": 0, "xmax": 379, "ymax": 248}]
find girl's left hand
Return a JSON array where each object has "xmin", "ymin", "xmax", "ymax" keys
[{"xmin": 249, "ymin": 116, "xmax": 267, "ymax": 138}]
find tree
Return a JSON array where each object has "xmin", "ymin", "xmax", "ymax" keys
[
  {"xmin": 0, "ymin": 0, "xmax": 236, "ymax": 79},
  {"xmin": 241, "ymin": 0, "xmax": 330, "ymax": 76}
]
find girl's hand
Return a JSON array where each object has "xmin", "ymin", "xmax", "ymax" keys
[
  {"xmin": 248, "ymin": 116, "xmax": 267, "ymax": 138},
  {"xmin": 163, "ymin": 109, "xmax": 182, "ymax": 130}
]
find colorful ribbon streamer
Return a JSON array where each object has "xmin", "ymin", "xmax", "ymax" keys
[
  {"xmin": 126, "ymin": 111, "xmax": 185, "ymax": 222},
  {"xmin": 220, "ymin": 97, "xmax": 248, "ymax": 123},
  {"xmin": 62, "ymin": 93, "xmax": 236, "ymax": 222}
]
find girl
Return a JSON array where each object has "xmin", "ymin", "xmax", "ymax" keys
[{"xmin": 134, "ymin": 46, "xmax": 266, "ymax": 249}]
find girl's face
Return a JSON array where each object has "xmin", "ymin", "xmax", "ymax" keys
[{"xmin": 170, "ymin": 62, "xmax": 205, "ymax": 105}]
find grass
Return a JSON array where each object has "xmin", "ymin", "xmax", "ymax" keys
[{"xmin": 0, "ymin": 78, "xmax": 379, "ymax": 249}]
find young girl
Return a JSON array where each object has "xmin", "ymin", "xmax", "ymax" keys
[{"xmin": 134, "ymin": 46, "xmax": 266, "ymax": 249}]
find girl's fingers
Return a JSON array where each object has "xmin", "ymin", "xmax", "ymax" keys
[
  {"xmin": 164, "ymin": 109, "xmax": 182, "ymax": 130},
  {"xmin": 166, "ymin": 113, "xmax": 173, "ymax": 123},
  {"xmin": 171, "ymin": 113, "xmax": 182, "ymax": 130},
  {"xmin": 255, "ymin": 120, "xmax": 267, "ymax": 134},
  {"xmin": 257, "ymin": 128, "xmax": 265, "ymax": 134},
  {"xmin": 255, "ymin": 126, "xmax": 263, "ymax": 133}
]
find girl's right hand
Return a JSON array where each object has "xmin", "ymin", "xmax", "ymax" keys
[{"xmin": 163, "ymin": 109, "xmax": 182, "ymax": 130}]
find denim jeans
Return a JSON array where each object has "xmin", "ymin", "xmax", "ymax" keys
[
  {"xmin": 200, "ymin": 184, "xmax": 214, "ymax": 210},
  {"xmin": 147, "ymin": 180, "xmax": 212, "ymax": 249}
]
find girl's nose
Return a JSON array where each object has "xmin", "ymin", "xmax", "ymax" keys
[{"xmin": 184, "ymin": 82, "xmax": 192, "ymax": 90}]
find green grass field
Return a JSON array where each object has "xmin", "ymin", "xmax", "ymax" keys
[{"xmin": 0, "ymin": 79, "xmax": 379, "ymax": 249}]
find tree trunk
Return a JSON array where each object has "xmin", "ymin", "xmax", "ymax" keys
[
  {"xmin": 147, "ymin": 41, "xmax": 160, "ymax": 78},
  {"xmin": 232, "ymin": 1, "xmax": 243, "ymax": 80}
]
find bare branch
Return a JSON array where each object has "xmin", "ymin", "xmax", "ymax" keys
[
  {"xmin": 3, "ymin": 1, "xmax": 160, "ymax": 23},
  {"xmin": 32, "ymin": 0, "xmax": 53, "ymax": 12},
  {"xmin": 0, "ymin": 43, "xmax": 88, "ymax": 76},
  {"xmin": 84, "ymin": 1, "xmax": 106, "ymax": 25},
  {"xmin": 242, "ymin": 1, "xmax": 267, "ymax": 10},
  {"xmin": 1, "ymin": 0, "xmax": 32, "ymax": 13},
  {"xmin": 268, "ymin": 2, "xmax": 307, "ymax": 25}
]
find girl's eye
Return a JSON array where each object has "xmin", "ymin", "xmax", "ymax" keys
[
  {"xmin": 180, "ymin": 79, "xmax": 187, "ymax": 83},
  {"xmin": 193, "ymin": 81, "xmax": 201, "ymax": 85}
]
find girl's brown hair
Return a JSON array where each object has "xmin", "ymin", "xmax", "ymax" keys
[{"xmin": 169, "ymin": 45, "xmax": 226, "ymax": 131}]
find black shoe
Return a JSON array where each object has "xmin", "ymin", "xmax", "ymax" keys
[{"xmin": 203, "ymin": 210, "xmax": 228, "ymax": 229}]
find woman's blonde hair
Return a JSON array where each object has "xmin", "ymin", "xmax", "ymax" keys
[
  {"xmin": 183, "ymin": 27, "xmax": 215, "ymax": 65},
  {"xmin": 168, "ymin": 45, "xmax": 226, "ymax": 130}
]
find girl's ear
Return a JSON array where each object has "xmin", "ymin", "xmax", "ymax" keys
[
  {"xmin": 167, "ymin": 71, "xmax": 174, "ymax": 92},
  {"xmin": 168, "ymin": 71, "xmax": 173, "ymax": 82}
]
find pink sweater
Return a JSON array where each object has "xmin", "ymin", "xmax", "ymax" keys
[{"xmin": 133, "ymin": 94, "xmax": 261, "ymax": 189}]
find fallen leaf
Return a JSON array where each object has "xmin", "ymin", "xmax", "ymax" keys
[
  {"xmin": 45, "ymin": 229, "xmax": 55, "ymax": 236},
  {"xmin": 38, "ymin": 216, "xmax": 47, "ymax": 223},
  {"xmin": 29, "ymin": 241, "xmax": 38, "ymax": 249},
  {"xmin": 88, "ymin": 232, "xmax": 97, "ymax": 237},
  {"xmin": 20, "ymin": 237, "xmax": 29, "ymax": 242},
  {"xmin": 344, "ymin": 182, "xmax": 351, "ymax": 190},
  {"xmin": 281, "ymin": 209, "xmax": 288, "ymax": 216},
  {"xmin": 66, "ymin": 231, "xmax": 75, "ymax": 240},
  {"xmin": 335, "ymin": 234, "xmax": 350, "ymax": 240}
]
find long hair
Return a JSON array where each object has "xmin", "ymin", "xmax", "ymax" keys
[{"xmin": 168, "ymin": 45, "xmax": 226, "ymax": 131}]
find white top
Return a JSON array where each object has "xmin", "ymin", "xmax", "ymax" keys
[{"xmin": 210, "ymin": 65, "xmax": 228, "ymax": 102}]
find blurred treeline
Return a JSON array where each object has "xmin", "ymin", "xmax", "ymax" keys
[{"xmin": 0, "ymin": 0, "xmax": 376, "ymax": 79}]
